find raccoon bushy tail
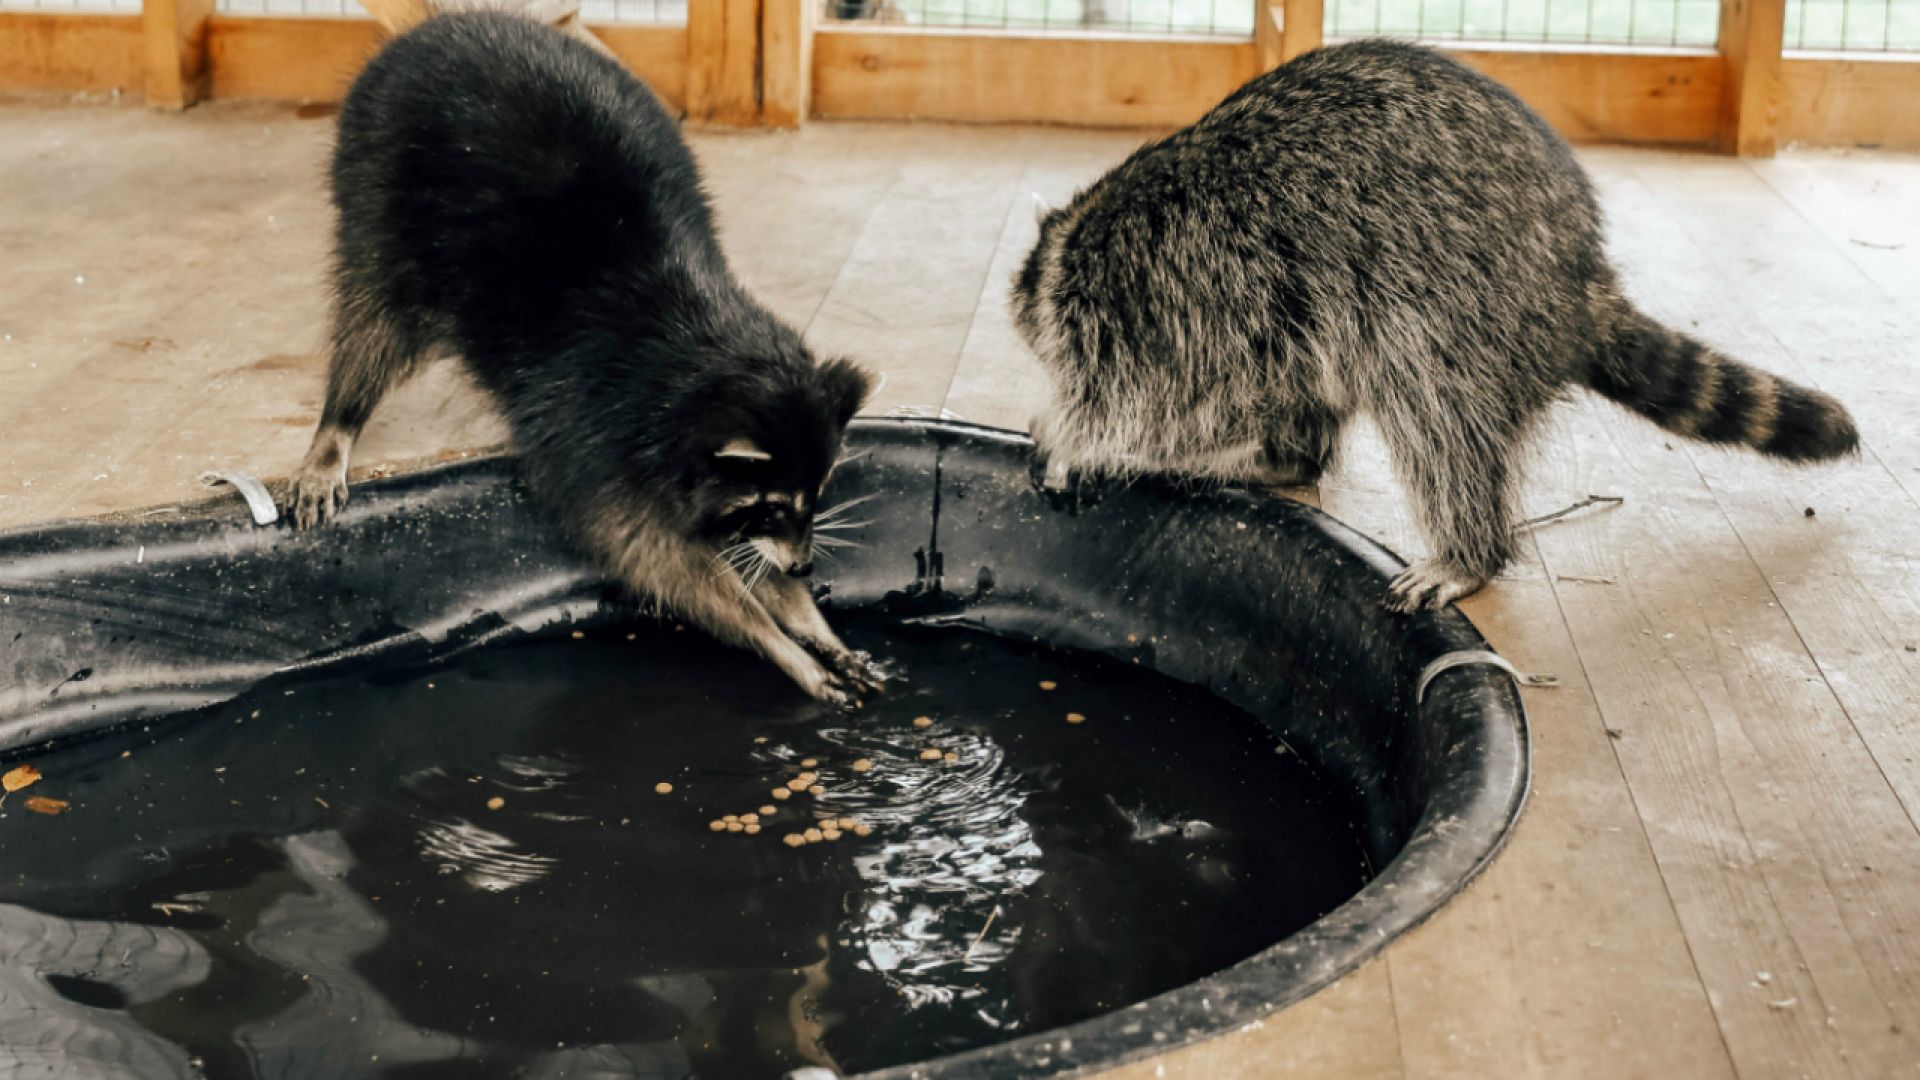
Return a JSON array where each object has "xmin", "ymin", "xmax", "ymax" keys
[{"xmin": 1584, "ymin": 308, "xmax": 1858, "ymax": 462}]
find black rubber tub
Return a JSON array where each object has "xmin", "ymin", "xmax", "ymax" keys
[{"xmin": 0, "ymin": 418, "xmax": 1527, "ymax": 1078}]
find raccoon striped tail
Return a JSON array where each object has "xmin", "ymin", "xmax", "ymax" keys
[{"xmin": 1584, "ymin": 310, "xmax": 1858, "ymax": 462}]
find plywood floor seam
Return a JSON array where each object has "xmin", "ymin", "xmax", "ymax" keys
[{"xmin": 1, "ymin": 98, "xmax": 1916, "ymax": 1079}]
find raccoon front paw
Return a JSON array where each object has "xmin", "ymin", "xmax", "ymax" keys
[
  {"xmin": 827, "ymin": 649, "xmax": 886, "ymax": 696},
  {"xmin": 793, "ymin": 658, "xmax": 864, "ymax": 710},
  {"xmin": 1385, "ymin": 559, "xmax": 1487, "ymax": 613},
  {"xmin": 288, "ymin": 467, "xmax": 349, "ymax": 530}
]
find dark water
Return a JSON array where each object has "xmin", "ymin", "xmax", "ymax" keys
[{"xmin": 0, "ymin": 620, "xmax": 1372, "ymax": 1079}]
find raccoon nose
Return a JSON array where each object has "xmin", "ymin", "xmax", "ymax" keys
[{"xmin": 787, "ymin": 560, "xmax": 814, "ymax": 579}]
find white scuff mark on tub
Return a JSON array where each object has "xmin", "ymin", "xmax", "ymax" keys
[
  {"xmin": 136, "ymin": 545, "xmax": 145, "ymax": 564},
  {"xmin": 198, "ymin": 469, "xmax": 278, "ymax": 526}
]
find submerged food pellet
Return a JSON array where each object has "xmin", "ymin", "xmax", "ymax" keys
[
  {"xmin": 795, "ymin": 771, "xmax": 818, "ymax": 785},
  {"xmin": 772, "ymin": 787, "xmax": 791, "ymax": 800},
  {"xmin": 570, "ymin": 631, "xmax": 585, "ymax": 640},
  {"xmin": 781, "ymin": 833, "xmax": 804, "ymax": 848},
  {"xmin": 851, "ymin": 758, "xmax": 873, "ymax": 773},
  {"xmin": 803, "ymin": 827, "xmax": 823, "ymax": 844},
  {"xmin": 485, "ymin": 796, "xmax": 505, "ymax": 811},
  {"xmin": 655, "ymin": 782, "xmax": 673, "ymax": 794},
  {"xmin": 1039, "ymin": 680, "xmax": 1058, "ymax": 690},
  {"xmin": 1067, "ymin": 712, "xmax": 1086, "ymax": 725},
  {"xmin": 708, "ymin": 820, "xmax": 725, "ymax": 832},
  {"xmin": 912, "ymin": 716, "xmax": 932, "ymax": 728},
  {"xmin": 726, "ymin": 822, "xmax": 744, "ymax": 833},
  {"xmin": 758, "ymin": 804, "xmax": 777, "ymax": 816},
  {"xmin": 744, "ymin": 823, "xmax": 760, "ymax": 835},
  {"xmin": 836, "ymin": 817, "xmax": 857, "ymax": 830},
  {"xmin": 800, "ymin": 758, "xmax": 818, "ymax": 768},
  {"xmin": 753, "ymin": 736, "xmax": 768, "ymax": 745},
  {"xmin": 723, "ymin": 814, "xmax": 739, "ymax": 823},
  {"xmin": 821, "ymin": 828, "xmax": 842, "ymax": 841},
  {"xmin": 943, "ymin": 751, "xmax": 959, "ymax": 762},
  {"xmin": 919, "ymin": 749, "xmax": 942, "ymax": 761},
  {"xmin": 852, "ymin": 823, "xmax": 873, "ymax": 837},
  {"xmin": 740, "ymin": 812, "xmax": 759, "ymax": 823}
]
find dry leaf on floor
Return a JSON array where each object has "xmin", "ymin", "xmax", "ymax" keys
[
  {"xmin": 3, "ymin": 765, "xmax": 42, "ymax": 794},
  {"xmin": 24, "ymin": 796, "xmax": 69, "ymax": 815}
]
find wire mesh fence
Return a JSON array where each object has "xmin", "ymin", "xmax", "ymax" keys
[
  {"xmin": 201, "ymin": 0, "xmax": 687, "ymax": 21},
  {"xmin": 1785, "ymin": 0, "xmax": 1920, "ymax": 51},
  {"xmin": 820, "ymin": 1, "xmax": 1259, "ymax": 37},
  {"xmin": 0, "ymin": 0, "xmax": 140, "ymax": 11},
  {"xmin": 1326, "ymin": 0, "xmax": 1721, "ymax": 46}
]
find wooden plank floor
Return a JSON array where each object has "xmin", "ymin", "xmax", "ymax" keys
[{"xmin": 2, "ymin": 97, "xmax": 1917, "ymax": 1078}]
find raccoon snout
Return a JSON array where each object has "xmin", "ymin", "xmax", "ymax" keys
[{"xmin": 786, "ymin": 560, "xmax": 814, "ymax": 579}]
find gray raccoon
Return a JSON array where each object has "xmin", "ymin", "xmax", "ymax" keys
[{"xmin": 1011, "ymin": 40, "xmax": 1858, "ymax": 612}]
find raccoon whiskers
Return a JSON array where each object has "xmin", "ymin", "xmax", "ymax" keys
[
  {"xmin": 713, "ymin": 541, "xmax": 775, "ymax": 596},
  {"xmin": 814, "ymin": 493, "xmax": 878, "ymax": 526},
  {"xmin": 813, "ymin": 519, "xmax": 871, "ymax": 533},
  {"xmin": 812, "ymin": 533, "xmax": 862, "ymax": 549}
]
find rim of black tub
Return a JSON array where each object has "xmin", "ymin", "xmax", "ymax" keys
[{"xmin": 0, "ymin": 418, "xmax": 1530, "ymax": 1080}]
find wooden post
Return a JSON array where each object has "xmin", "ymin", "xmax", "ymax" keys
[
  {"xmin": 687, "ymin": 0, "xmax": 761, "ymax": 126},
  {"xmin": 1279, "ymin": 0, "xmax": 1323, "ymax": 63},
  {"xmin": 142, "ymin": 0, "xmax": 214, "ymax": 109},
  {"xmin": 1256, "ymin": 1, "xmax": 1283, "ymax": 70},
  {"xmin": 1718, "ymin": 0, "xmax": 1785, "ymax": 156},
  {"xmin": 760, "ymin": 0, "xmax": 814, "ymax": 128}
]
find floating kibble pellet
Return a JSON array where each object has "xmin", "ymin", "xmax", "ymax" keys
[
  {"xmin": 570, "ymin": 630, "xmax": 585, "ymax": 640},
  {"xmin": 837, "ymin": 817, "xmax": 857, "ymax": 830},
  {"xmin": 1067, "ymin": 712, "xmax": 1086, "ymax": 725},
  {"xmin": 744, "ymin": 823, "xmax": 760, "ymax": 835},
  {"xmin": 655, "ymin": 781, "xmax": 674, "ymax": 794},
  {"xmin": 753, "ymin": 736, "xmax": 768, "ymax": 745},
  {"xmin": 851, "ymin": 758, "xmax": 873, "ymax": 773},
  {"xmin": 1039, "ymin": 680, "xmax": 1058, "ymax": 691},
  {"xmin": 726, "ymin": 821, "xmax": 744, "ymax": 833},
  {"xmin": 723, "ymin": 814, "xmax": 739, "ymax": 823},
  {"xmin": 740, "ymin": 812, "xmax": 759, "ymax": 823},
  {"xmin": 788, "ymin": 781, "xmax": 810, "ymax": 794},
  {"xmin": 804, "ymin": 827, "xmax": 823, "ymax": 843},
  {"xmin": 708, "ymin": 820, "xmax": 726, "ymax": 832},
  {"xmin": 853, "ymin": 823, "xmax": 873, "ymax": 837},
  {"xmin": 759, "ymin": 804, "xmax": 777, "ymax": 815},
  {"xmin": 919, "ymin": 748, "xmax": 942, "ymax": 761},
  {"xmin": 943, "ymin": 751, "xmax": 959, "ymax": 762},
  {"xmin": 796, "ymin": 771, "xmax": 818, "ymax": 784},
  {"xmin": 773, "ymin": 787, "xmax": 792, "ymax": 800},
  {"xmin": 486, "ymin": 796, "xmax": 505, "ymax": 811},
  {"xmin": 783, "ymin": 833, "xmax": 805, "ymax": 848},
  {"xmin": 913, "ymin": 716, "xmax": 933, "ymax": 728},
  {"xmin": 821, "ymin": 827, "xmax": 842, "ymax": 841},
  {"xmin": 801, "ymin": 758, "xmax": 818, "ymax": 768}
]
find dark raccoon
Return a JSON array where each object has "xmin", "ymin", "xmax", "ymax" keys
[
  {"xmin": 1011, "ymin": 39, "xmax": 1857, "ymax": 611},
  {"xmin": 288, "ymin": 11, "xmax": 879, "ymax": 703}
]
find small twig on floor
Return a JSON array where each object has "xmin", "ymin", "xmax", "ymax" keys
[
  {"xmin": 1848, "ymin": 237, "xmax": 1906, "ymax": 251},
  {"xmin": 1555, "ymin": 574, "xmax": 1618, "ymax": 586},
  {"xmin": 1518, "ymin": 495, "xmax": 1625, "ymax": 532},
  {"xmin": 964, "ymin": 905, "xmax": 1002, "ymax": 962}
]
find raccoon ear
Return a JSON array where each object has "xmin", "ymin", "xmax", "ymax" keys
[
  {"xmin": 1032, "ymin": 192, "xmax": 1054, "ymax": 224},
  {"xmin": 818, "ymin": 357, "xmax": 876, "ymax": 427},
  {"xmin": 715, "ymin": 438, "xmax": 772, "ymax": 462}
]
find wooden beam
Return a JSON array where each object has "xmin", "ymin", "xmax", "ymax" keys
[
  {"xmin": 142, "ymin": 0, "xmax": 216, "ymax": 109},
  {"xmin": 1280, "ymin": 0, "xmax": 1323, "ymax": 63},
  {"xmin": 193, "ymin": 16, "xmax": 686, "ymax": 110},
  {"xmin": 0, "ymin": 13, "xmax": 143, "ymax": 94},
  {"xmin": 1255, "ymin": 2, "xmax": 1283, "ymax": 71},
  {"xmin": 686, "ymin": 0, "xmax": 760, "ymax": 126},
  {"xmin": 1775, "ymin": 55, "xmax": 1920, "ymax": 151},
  {"xmin": 760, "ymin": 0, "xmax": 815, "ymax": 128},
  {"xmin": 1449, "ymin": 46, "xmax": 1723, "ymax": 147},
  {"xmin": 1718, "ymin": 0, "xmax": 1786, "ymax": 155},
  {"xmin": 811, "ymin": 29, "xmax": 1261, "ymax": 129}
]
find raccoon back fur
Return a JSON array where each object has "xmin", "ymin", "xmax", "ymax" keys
[
  {"xmin": 1012, "ymin": 40, "xmax": 1857, "ymax": 612},
  {"xmin": 287, "ymin": 12, "xmax": 879, "ymax": 703}
]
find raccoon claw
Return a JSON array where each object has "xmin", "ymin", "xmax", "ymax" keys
[
  {"xmin": 1385, "ymin": 560, "xmax": 1486, "ymax": 613},
  {"xmin": 288, "ymin": 469, "xmax": 349, "ymax": 530},
  {"xmin": 829, "ymin": 650, "xmax": 886, "ymax": 696}
]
